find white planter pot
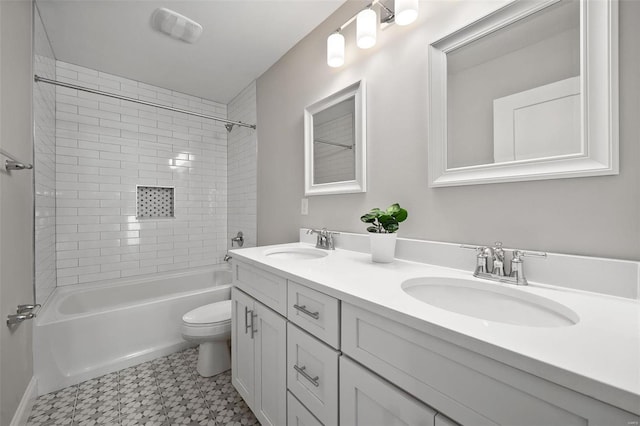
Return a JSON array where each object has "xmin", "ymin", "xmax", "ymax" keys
[{"xmin": 369, "ymin": 233, "xmax": 398, "ymax": 263}]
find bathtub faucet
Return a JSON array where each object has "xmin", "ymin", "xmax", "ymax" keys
[{"xmin": 223, "ymin": 254, "xmax": 232, "ymax": 262}]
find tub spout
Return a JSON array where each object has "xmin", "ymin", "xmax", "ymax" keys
[{"xmin": 223, "ymin": 254, "xmax": 232, "ymax": 262}]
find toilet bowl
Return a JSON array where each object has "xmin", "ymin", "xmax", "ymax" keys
[{"xmin": 181, "ymin": 300, "xmax": 232, "ymax": 377}]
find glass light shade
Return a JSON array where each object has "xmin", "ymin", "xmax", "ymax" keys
[
  {"xmin": 327, "ymin": 33, "xmax": 345, "ymax": 67},
  {"xmin": 395, "ymin": 0, "xmax": 419, "ymax": 26},
  {"xmin": 356, "ymin": 8, "xmax": 377, "ymax": 49}
]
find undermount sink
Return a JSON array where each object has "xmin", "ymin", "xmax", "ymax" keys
[
  {"xmin": 401, "ymin": 277, "xmax": 579, "ymax": 327},
  {"xmin": 264, "ymin": 247, "xmax": 328, "ymax": 260}
]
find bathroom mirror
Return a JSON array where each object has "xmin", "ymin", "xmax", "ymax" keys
[
  {"xmin": 428, "ymin": 0, "xmax": 618, "ymax": 187},
  {"xmin": 304, "ymin": 80, "xmax": 366, "ymax": 195}
]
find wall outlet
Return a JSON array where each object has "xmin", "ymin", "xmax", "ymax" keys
[{"xmin": 301, "ymin": 198, "xmax": 309, "ymax": 215}]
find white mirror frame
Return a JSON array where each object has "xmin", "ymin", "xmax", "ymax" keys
[
  {"xmin": 304, "ymin": 80, "xmax": 366, "ymax": 196},
  {"xmin": 428, "ymin": 0, "xmax": 618, "ymax": 187}
]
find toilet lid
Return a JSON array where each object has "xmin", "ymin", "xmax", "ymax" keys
[{"xmin": 182, "ymin": 300, "xmax": 232, "ymax": 324}]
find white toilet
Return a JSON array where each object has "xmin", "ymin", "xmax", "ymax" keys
[{"xmin": 181, "ymin": 300, "xmax": 232, "ymax": 377}]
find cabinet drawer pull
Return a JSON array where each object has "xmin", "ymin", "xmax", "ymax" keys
[
  {"xmin": 250, "ymin": 312, "xmax": 258, "ymax": 339},
  {"xmin": 245, "ymin": 307, "xmax": 253, "ymax": 334},
  {"xmin": 293, "ymin": 365, "xmax": 320, "ymax": 387},
  {"xmin": 293, "ymin": 304, "xmax": 320, "ymax": 320}
]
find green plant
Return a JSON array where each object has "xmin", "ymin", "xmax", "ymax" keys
[{"xmin": 360, "ymin": 203, "xmax": 408, "ymax": 233}]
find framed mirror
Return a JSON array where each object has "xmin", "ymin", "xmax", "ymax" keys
[
  {"xmin": 304, "ymin": 80, "xmax": 366, "ymax": 196},
  {"xmin": 428, "ymin": 0, "xmax": 618, "ymax": 187}
]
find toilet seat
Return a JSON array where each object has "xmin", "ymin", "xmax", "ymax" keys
[{"xmin": 182, "ymin": 300, "xmax": 232, "ymax": 326}]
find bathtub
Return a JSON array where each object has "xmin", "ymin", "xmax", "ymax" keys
[{"xmin": 34, "ymin": 265, "xmax": 232, "ymax": 394}]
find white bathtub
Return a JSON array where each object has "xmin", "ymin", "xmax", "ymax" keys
[{"xmin": 34, "ymin": 266, "xmax": 232, "ymax": 394}]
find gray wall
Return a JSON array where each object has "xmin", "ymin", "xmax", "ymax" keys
[
  {"xmin": 0, "ymin": 0, "xmax": 35, "ymax": 423},
  {"xmin": 256, "ymin": 0, "xmax": 640, "ymax": 261}
]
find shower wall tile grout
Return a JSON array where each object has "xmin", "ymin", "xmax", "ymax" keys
[{"xmin": 54, "ymin": 61, "xmax": 228, "ymax": 286}]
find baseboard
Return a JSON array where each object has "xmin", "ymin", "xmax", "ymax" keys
[{"xmin": 10, "ymin": 376, "xmax": 37, "ymax": 426}]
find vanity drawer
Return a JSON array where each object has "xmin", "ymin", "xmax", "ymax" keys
[
  {"xmin": 287, "ymin": 323, "xmax": 339, "ymax": 426},
  {"xmin": 233, "ymin": 261, "xmax": 287, "ymax": 316},
  {"xmin": 287, "ymin": 280, "xmax": 340, "ymax": 348},
  {"xmin": 287, "ymin": 391, "xmax": 323, "ymax": 426}
]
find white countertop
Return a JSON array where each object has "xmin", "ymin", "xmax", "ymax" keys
[{"xmin": 230, "ymin": 242, "xmax": 640, "ymax": 415}]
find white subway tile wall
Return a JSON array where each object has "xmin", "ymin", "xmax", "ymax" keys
[
  {"xmin": 34, "ymin": 6, "xmax": 57, "ymax": 304},
  {"xmin": 227, "ymin": 81, "xmax": 257, "ymax": 249},
  {"xmin": 55, "ymin": 61, "xmax": 228, "ymax": 285}
]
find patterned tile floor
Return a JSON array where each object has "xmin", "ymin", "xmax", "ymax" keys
[{"xmin": 28, "ymin": 347, "xmax": 259, "ymax": 426}]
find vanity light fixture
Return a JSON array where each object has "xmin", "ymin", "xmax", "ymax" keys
[
  {"xmin": 327, "ymin": 0, "xmax": 418, "ymax": 67},
  {"xmin": 395, "ymin": 0, "xmax": 419, "ymax": 26},
  {"xmin": 356, "ymin": 8, "xmax": 378, "ymax": 49},
  {"xmin": 327, "ymin": 32, "xmax": 346, "ymax": 68}
]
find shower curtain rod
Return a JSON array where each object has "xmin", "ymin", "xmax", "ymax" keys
[
  {"xmin": 34, "ymin": 75, "xmax": 257, "ymax": 130},
  {"xmin": 314, "ymin": 138, "xmax": 353, "ymax": 149}
]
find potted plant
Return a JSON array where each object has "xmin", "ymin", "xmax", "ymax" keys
[{"xmin": 360, "ymin": 203, "xmax": 408, "ymax": 263}]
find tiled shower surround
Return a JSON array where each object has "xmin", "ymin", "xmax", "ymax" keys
[
  {"xmin": 34, "ymin": 6, "xmax": 57, "ymax": 304},
  {"xmin": 227, "ymin": 82, "xmax": 257, "ymax": 249},
  {"xmin": 55, "ymin": 62, "xmax": 228, "ymax": 285}
]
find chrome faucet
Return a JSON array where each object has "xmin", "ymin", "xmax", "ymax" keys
[
  {"xmin": 307, "ymin": 228, "xmax": 339, "ymax": 250},
  {"xmin": 462, "ymin": 242, "xmax": 546, "ymax": 286}
]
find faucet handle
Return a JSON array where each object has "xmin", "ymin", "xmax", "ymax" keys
[
  {"xmin": 326, "ymin": 231, "xmax": 339, "ymax": 250},
  {"xmin": 513, "ymin": 249, "xmax": 547, "ymax": 259},
  {"xmin": 509, "ymin": 249, "xmax": 546, "ymax": 285}
]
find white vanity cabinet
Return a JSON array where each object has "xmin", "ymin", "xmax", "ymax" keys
[
  {"xmin": 231, "ymin": 287, "xmax": 286, "ymax": 426},
  {"xmin": 231, "ymin": 256, "xmax": 638, "ymax": 426}
]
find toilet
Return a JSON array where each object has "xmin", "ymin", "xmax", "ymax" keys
[{"xmin": 181, "ymin": 300, "xmax": 232, "ymax": 377}]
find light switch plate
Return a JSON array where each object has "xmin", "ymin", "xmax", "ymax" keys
[{"xmin": 301, "ymin": 198, "xmax": 309, "ymax": 215}]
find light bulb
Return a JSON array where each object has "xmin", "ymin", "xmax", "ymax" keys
[
  {"xmin": 395, "ymin": 0, "xmax": 419, "ymax": 26},
  {"xmin": 327, "ymin": 32, "xmax": 345, "ymax": 67},
  {"xmin": 356, "ymin": 8, "xmax": 377, "ymax": 49}
]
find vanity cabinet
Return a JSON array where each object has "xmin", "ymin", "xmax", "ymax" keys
[
  {"xmin": 231, "ymin": 287, "xmax": 286, "ymax": 426},
  {"xmin": 232, "ymin": 258, "xmax": 638, "ymax": 426}
]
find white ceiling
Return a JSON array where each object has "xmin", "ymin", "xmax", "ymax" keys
[{"xmin": 36, "ymin": 0, "xmax": 346, "ymax": 103}]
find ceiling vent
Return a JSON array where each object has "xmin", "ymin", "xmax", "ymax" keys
[{"xmin": 150, "ymin": 8, "xmax": 203, "ymax": 44}]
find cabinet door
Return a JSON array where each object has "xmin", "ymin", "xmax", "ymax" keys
[
  {"xmin": 231, "ymin": 287, "xmax": 256, "ymax": 410},
  {"xmin": 340, "ymin": 356, "xmax": 437, "ymax": 426},
  {"xmin": 254, "ymin": 300, "xmax": 287, "ymax": 426}
]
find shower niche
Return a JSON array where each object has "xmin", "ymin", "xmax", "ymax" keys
[{"xmin": 136, "ymin": 186, "xmax": 175, "ymax": 219}]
